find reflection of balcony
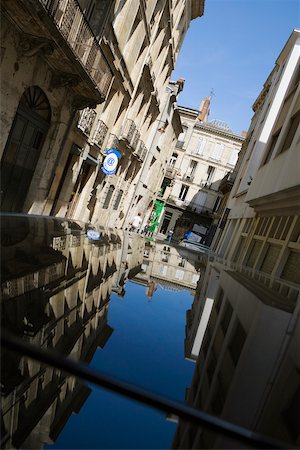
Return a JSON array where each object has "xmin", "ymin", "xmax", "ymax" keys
[
  {"xmin": 183, "ymin": 173, "xmax": 195, "ymax": 182},
  {"xmin": 165, "ymin": 165, "xmax": 178, "ymax": 178},
  {"xmin": 176, "ymin": 140, "xmax": 184, "ymax": 149},
  {"xmin": 167, "ymin": 195, "xmax": 214, "ymax": 216},
  {"xmin": 107, "ymin": 133, "xmax": 120, "ymax": 150},
  {"xmin": 40, "ymin": 0, "xmax": 113, "ymax": 99},
  {"xmin": 78, "ymin": 108, "xmax": 96, "ymax": 135},
  {"xmin": 92, "ymin": 120, "xmax": 108, "ymax": 148}
]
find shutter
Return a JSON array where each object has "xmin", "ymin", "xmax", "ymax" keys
[
  {"xmin": 281, "ymin": 251, "xmax": 300, "ymax": 283},
  {"xmin": 228, "ymin": 150, "xmax": 238, "ymax": 166},
  {"xmin": 195, "ymin": 138, "xmax": 206, "ymax": 155},
  {"xmin": 175, "ymin": 269, "xmax": 184, "ymax": 280},
  {"xmin": 211, "ymin": 143, "xmax": 224, "ymax": 160}
]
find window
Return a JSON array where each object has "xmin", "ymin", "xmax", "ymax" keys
[
  {"xmin": 175, "ymin": 269, "xmax": 184, "ymax": 280},
  {"xmin": 161, "ymin": 252, "xmax": 169, "ymax": 262},
  {"xmin": 159, "ymin": 265, "xmax": 168, "ymax": 276},
  {"xmin": 211, "ymin": 143, "xmax": 224, "ymax": 160},
  {"xmin": 206, "ymin": 166, "xmax": 215, "ymax": 183},
  {"xmin": 260, "ymin": 244, "xmax": 281, "ymax": 274},
  {"xmin": 228, "ymin": 149, "xmax": 238, "ymax": 166},
  {"xmin": 279, "ymin": 111, "xmax": 300, "ymax": 153},
  {"xmin": 228, "ymin": 321, "xmax": 246, "ymax": 366},
  {"xmin": 192, "ymin": 273, "xmax": 199, "ymax": 284},
  {"xmin": 113, "ymin": 189, "xmax": 123, "ymax": 210},
  {"xmin": 178, "ymin": 257, "xmax": 185, "ymax": 267},
  {"xmin": 263, "ymin": 129, "xmax": 280, "ymax": 164},
  {"xmin": 220, "ymin": 301, "xmax": 233, "ymax": 335},
  {"xmin": 103, "ymin": 185, "xmax": 115, "ymax": 209},
  {"xmin": 281, "ymin": 250, "xmax": 300, "ymax": 284},
  {"xmin": 169, "ymin": 152, "xmax": 178, "ymax": 167},
  {"xmin": 194, "ymin": 137, "xmax": 206, "ymax": 155},
  {"xmin": 186, "ymin": 160, "xmax": 197, "ymax": 178},
  {"xmin": 245, "ymin": 239, "xmax": 262, "ymax": 268},
  {"xmin": 179, "ymin": 184, "xmax": 189, "ymax": 201}
]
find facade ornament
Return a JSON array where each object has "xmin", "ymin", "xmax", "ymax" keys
[{"xmin": 18, "ymin": 34, "xmax": 55, "ymax": 58}]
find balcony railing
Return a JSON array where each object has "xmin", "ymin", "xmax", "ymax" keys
[
  {"xmin": 40, "ymin": 0, "xmax": 113, "ymax": 98},
  {"xmin": 121, "ymin": 119, "xmax": 136, "ymax": 143},
  {"xmin": 167, "ymin": 196, "xmax": 214, "ymax": 215},
  {"xmin": 131, "ymin": 130, "xmax": 140, "ymax": 152},
  {"xmin": 92, "ymin": 120, "xmax": 108, "ymax": 148},
  {"xmin": 107, "ymin": 133, "xmax": 120, "ymax": 150},
  {"xmin": 78, "ymin": 108, "xmax": 96, "ymax": 135},
  {"xmin": 135, "ymin": 140, "xmax": 147, "ymax": 160},
  {"xmin": 214, "ymin": 256, "xmax": 300, "ymax": 306},
  {"xmin": 165, "ymin": 165, "xmax": 178, "ymax": 178},
  {"xmin": 183, "ymin": 173, "xmax": 195, "ymax": 182},
  {"xmin": 176, "ymin": 140, "xmax": 184, "ymax": 149}
]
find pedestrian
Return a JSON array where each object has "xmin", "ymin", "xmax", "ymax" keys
[{"xmin": 131, "ymin": 213, "xmax": 142, "ymax": 233}]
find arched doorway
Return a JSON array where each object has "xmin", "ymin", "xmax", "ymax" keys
[{"xmin": 1, "ymin": 86, "xmax": 51, "ymax": 212}]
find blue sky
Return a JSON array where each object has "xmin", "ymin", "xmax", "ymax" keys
[{"xmin": 172, "ymin": 0, "xmax": 300, "ymax": 134}]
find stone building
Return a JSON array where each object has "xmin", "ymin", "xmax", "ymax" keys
[
  {"xmin": 173, "ymin": 29, "xmax": 300, "ymax": 449},
  {"xmin": 133, "ymin": 239, "xmax": 201, "ymax": 297},
  {"xmin": 1, "ymin": 214, "xmax": 145, "ymax": 448},
  {"xmin": 1, "ymin": 0, "xmax": 204, "ymax": 229},
  {"xmin": 154, "ymin": 100, "xmax": 244, "ymax": 240}
]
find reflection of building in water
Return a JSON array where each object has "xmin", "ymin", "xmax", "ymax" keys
[
  {"xmin": 112, "ymin": 232, "xmax": 145, "ymax": 297},
  {"xmin": 172, "ymin": 31, "xmax": 300, "ymax": 449},
  {"xmin": 1, "ymin": 215, "xmax": 143, "ymax": 449},
  {"xmin": 134, "ymin": 240, "xmax": 201, "ymax": 296}
]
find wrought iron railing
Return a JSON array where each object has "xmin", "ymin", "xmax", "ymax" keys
[
  {"xmin": 92, "ymin": 120, "xmax": 108, "ymax": 148},
  {"xmin": 107, "ymin": 133, "xmax": 120, "ymax": 150},
  {"xmin": 39, "ymin": 0, "xmax": 113, "ymax": 97},
  {"xmin": 77, "ymin": 107, "xmax": 96, "ymax": 135},
  {"xmin": 121, "ymin": 119, "xmax": 136, "ymax": 143}
]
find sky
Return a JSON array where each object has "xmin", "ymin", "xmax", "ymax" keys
[{"xmin": 172, "ymin": 0, "xmax": 300, "ymax": 134}]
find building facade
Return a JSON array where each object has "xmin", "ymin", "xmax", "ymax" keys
[
  {"xmin": 154, "ymin": 101, "xmax": 244, "ymax": 240},
  {"xmin": 1, "ymin": 0, "xmax": 204, "ymax": 230},
  {"xmin": 1, "ymin": 214, "xmax": 145, "ymax": 448},
  {"xmin": 173, "ymin": 29, "xmax": 300, "ymax": 449}
]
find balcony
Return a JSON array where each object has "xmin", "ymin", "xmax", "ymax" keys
[
  {"xmin": 165, "ymin": 165, "xmax": 178, "ymax": 178},
  {"xmin": 167, "ymin": 196, "xmax": 214, "ymax": 216},
  {"xmin": 107, "ymin": 133, "xmax": 120, "ymax": 150},
  {"xmin": 120, "ymin": 119, "xmax": 136, "ymax": 144},
  {"xmin": 183, "ymin": 173, "xmax": 195, "ymax": 182},
  {"xmin": 135, "ymin": 140, "xmax": 148, "ymax": 161},
  {"xmin": 38, "ymin": 0, "xmax": 113, "ymax": 102},
  {"xmin": 176, "ymin": 140, "xmax": 184, "ymax": 149},
  {"xmin": 77, "ymin": 108, "xmax": 96, "ymax": 135},
  {"xmin": 92, "ymin": 120, "xmax": 109, "ymax": 149}
]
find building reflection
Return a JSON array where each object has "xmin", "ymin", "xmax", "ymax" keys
[
  {"xmin": 172, "ymin": 263, "xmax": 300, "ymax": 449},
  {"xmin": 1, "ymin": 215, "xmax": 145, "ymax": 449},
  {"xmin": 133, "ymin": 239, "xmax": 203, "ymax": 297}
]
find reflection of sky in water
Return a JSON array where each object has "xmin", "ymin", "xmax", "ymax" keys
[{"xmin": 48, "ymin": 281, "xmax": 195, "ymax": 449}]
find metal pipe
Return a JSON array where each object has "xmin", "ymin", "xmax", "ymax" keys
[{"xmin": 1, "ymin": 330, "xmax": 293, "ymax": 449}]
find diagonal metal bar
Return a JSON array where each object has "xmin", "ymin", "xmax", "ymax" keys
[{"xmin": 1, "ymin": 330, "xmax": 293, "ymax": 450}]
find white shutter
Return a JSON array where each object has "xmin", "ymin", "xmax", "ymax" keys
[
  {"xmin": 192, "ymin": 274, "xmax": 199, "ymax": 284},
  {"xmin": 175, "ymin": 269, "xmax": 184, "ymax": 280},
  {"xmin": 211, "ymin": 143, "xmax": 224, "ymax": 160},
  {"xmin": 159, "ymin": 265, "xmax": 168, "ymax": 276},
  {"xmin": 228, "ymin": 149, "xmax": 239, "ymax": 166},
  {"xmin": 195, "ymin": 138, "xmax": 206, "ymax": 155}
]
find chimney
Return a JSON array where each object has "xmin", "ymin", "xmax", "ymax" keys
[
  {"xmin": 241, "ymin": 130, "xmax": 248, "ymax": 137},
  {"xmin": 197, "ymin": 96, "xmax": 210, "ymax": 122}
]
